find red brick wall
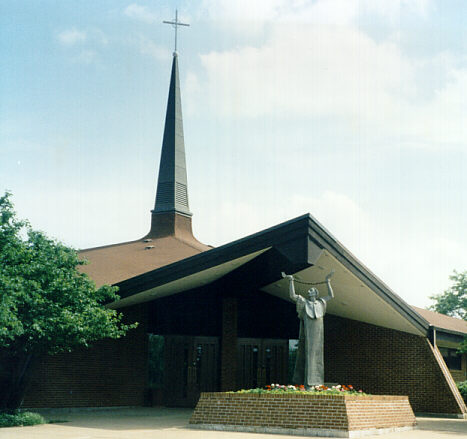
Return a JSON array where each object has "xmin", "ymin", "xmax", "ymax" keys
[
  {"xmin": 345, "ymin": 396, "xmax": 415, "ymax": 430},
  {"xmin": 19, "ymin": 301, "xmax": 465, "ymax": 413},
  {"xmin": 324, "ymin": 315, "xmax": 464, "ymax": 414},
  {"xmin": 190, "ymin": 392, "xmax": 416, "ymax": 431},
  {"xmin": 22, "ymin": 304, "xmax": 148, "ymax": 408}
]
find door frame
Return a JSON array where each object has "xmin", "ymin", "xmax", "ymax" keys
[
  {"xmin": 163, "ymin": 335, "xmax": 219, "ymax": 407},
  {"xmin": 237, "ymin": 338, "xmax": 289, "ymax": 390}
]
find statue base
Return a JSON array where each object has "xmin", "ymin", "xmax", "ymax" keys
[{"xmin": 190, "ymin": 392, "xmax": 417, "ymax": 437}]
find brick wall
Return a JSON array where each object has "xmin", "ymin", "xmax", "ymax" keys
[
  {"xmin": 190, "ymin": 392, "xmax": 416, "ymax": 432},
  {"xmin": 345, "ymin": 396, "xmax": 415, "ymax": 430},
  {"xmin": 324, "ymin": 315, "xmax": 465, "ymax": 414},
  {"xmin": 22, "ymin": 304, "xmax": 147, "ymax": 408},
  {"xmin": 221, "ymin": 297, "xmax": 238, "ymax": 391},
  {"xmin": 18, "ymin": 299, "xmax": 466, "ymax": 412}
]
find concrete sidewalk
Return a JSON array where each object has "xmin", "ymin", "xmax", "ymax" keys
[{"xmin": 0, "ymin": 407, "xmax": 465, "ymax": 439}]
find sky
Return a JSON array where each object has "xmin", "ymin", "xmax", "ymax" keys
[{"xmin": 1, "ymin": 0, "xmax": 466, "ymax": 308}]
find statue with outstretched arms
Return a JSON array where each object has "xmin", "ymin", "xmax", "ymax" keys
[{"xmin": 282, "ymin": 270, "xmax": 335, "ymax": 389}]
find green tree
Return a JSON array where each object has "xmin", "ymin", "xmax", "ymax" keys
[
  {"xmin": 0, "ymin": 192, "xmax": 137, "ymax": 410},
  {"xmin": 429, "ymin": 270, "xmax": 467, "ymax": 353}
]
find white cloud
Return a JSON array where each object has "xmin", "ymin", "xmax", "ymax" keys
[
  {"xmin": 199, "ymin": 0, "xmax": 357, "ymax": 28},
  {"xmin": 401, "ymin": 68, "xmax": 467, "ymax": 149},
  {"xmin": 362, "ymin": 0, "xmax": 432, "ymax": 21},
  {"xmin": 280, "ymin": 0, "xmax": 359, "ymax": 25},
  {"xmin": 192, "ymin": 18, "xmax": 466, "ymax": 150},
  {"xmin": 134, "ymin": 35, "xmax": 170, "ymax": 61},
  {"xmin": 57, "ymin": 28, "xmax": 87, "ymax": 46},
  {"xmin": 201, "ymin": 0, "xmax": 285, "ymax": 21},
  {"xmin": 198, "ymin": 0, "xmax": 432, "ymax": 30},
  {"xmin": 92, "ymin": 28, "xmax": 109, "ymax": 46},
  {"xmin": 72, "ymin": 50, "xmax": 98, "ymax": 65},
  {"xmin": 198, "ymin": 25, "xmax": 414, "ymax": 119},
  {"xmin": 124, "ymin": 3, "xmax": 159, "ymax": 24},
  {"xmin": 56, "ymin": 28, "xmax": 107, "ymax": 64}
]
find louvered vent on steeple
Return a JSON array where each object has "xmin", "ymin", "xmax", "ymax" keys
[{"xmin": 152, "ymin": 52, "xmax": 192, "ymax": 218}]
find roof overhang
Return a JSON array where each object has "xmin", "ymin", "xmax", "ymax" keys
[
  {"xmin": 109, "ymin": 248, "xmax": 270, "ymax": 308},
  {"xmin": 109, "ymin": 214, "xmax": 312, "ymax": 308},
  {"xmin": 262, "ymin": 250, "xmax": 425, "ymax": 336},
  {"xmin": 108, "ymin": 213, "xmax": 429, "ymax": 337},
  {"xmin": 434, "ymin": 328, "xmax": 467, "ymax": 348}
]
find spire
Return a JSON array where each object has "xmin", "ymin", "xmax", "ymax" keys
[
  {"xmin": 152, "ymin": 52, "xmax": 191, "ymax": 218},
  {"xmin": 147, "ymin": 12, "xmax": 204, "ymax": 244}
]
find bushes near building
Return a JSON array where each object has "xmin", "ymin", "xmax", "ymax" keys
[
  {"xmin": 0, "ymin": 410, "xmax": 45, "ymax": 428},
  {"xmin": 458, "ymin": 381, "xmax": 467, "ymax": 404}
]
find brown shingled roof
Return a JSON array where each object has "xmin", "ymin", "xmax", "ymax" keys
[
  {"xmin": 79, "ymin": 236, "xmax": 211, "ymax": 288},
  {"xmin": 412, "ymin": 306, "xmax": 467, "ymax": 335}
]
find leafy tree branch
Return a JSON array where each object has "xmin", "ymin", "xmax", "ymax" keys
[
  {"xmin": 0, "ymin": 192, "xmax": 137, "ymax": 410},
  {"xmin": 429, "ymin": 270, "xmax": 467, "ymax": 353}
]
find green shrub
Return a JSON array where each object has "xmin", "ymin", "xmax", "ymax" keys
[
  {"xmin": 0, "ymin": 411, "xmax": 46, "ymax": 428},
  {"xmin": 458, "ymin": 381, "xmax": 467, "ymax": 404}
]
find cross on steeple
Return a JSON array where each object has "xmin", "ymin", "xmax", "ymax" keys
[{"xmin": 163, "ymin": 9, "xmax": 189, "ymax": 53}]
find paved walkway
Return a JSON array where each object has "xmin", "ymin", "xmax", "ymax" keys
[{"xmin": 0, "ymin": 408, "xmax": 465, "ymax": 439}]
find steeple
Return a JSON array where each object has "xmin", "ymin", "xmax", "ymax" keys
[
  {"xmin": 147, "ymin": 52, "xmax": 202, "ymax": 244},
  {"xmin": 152, "ymin": 52, "xmax": 191, "ymax": 218}
]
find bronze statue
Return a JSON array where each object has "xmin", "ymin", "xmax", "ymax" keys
[{"xmin": 282, "ymin": 270, "xmax": 335, "ymax": 389}]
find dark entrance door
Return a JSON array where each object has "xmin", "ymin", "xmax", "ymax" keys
[
  {"xmin": 237, "ymin": 338, "xmax": 288, "ymax": 389},
  {"xmin": 164, "ymin": 335, "xmax": 219, "ymax": 407}
]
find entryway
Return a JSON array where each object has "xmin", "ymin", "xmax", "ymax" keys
[
  {"xmin": 237, "ymin": 338, "xmax": 288, "ymax": 389},
  {"xmin": 163, "ymin": 335, "xmax": 219, "ymax": 407}
]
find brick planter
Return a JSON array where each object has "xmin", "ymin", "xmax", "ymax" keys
[{"xmin": 190, "ymin": 392, "xmax": 417, "ymax": 437}]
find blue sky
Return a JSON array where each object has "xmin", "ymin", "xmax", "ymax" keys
[{"xmin": 1, "ymin": 0, "xmax": 466, "ymax": 308}]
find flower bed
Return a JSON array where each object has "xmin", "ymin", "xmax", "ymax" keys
[
  {"xmin": 234, "ymin": 383, "xmax": 365, "ymax": 395},
  {"xmin": 190, "ymin": 387, "xmax": 416, "ymax": 437}
]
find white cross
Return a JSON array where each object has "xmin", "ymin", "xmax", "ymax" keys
[{"xmin": 163, "ymin": 10, "xmax": 190, "ymax": 53}]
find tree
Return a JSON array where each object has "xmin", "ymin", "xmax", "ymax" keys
[
  {"xmin": 429, "ymin": 270, "xmax": 467, "ymax": 353},
  {"xmin": 0, "ymin": 192, "xmax": 137, "ymax": 410}
]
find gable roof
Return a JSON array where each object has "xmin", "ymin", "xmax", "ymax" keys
[
  {"xmin": 412, "ymin": 306, "xmax": 467, "ymax": 335},
  {"xmin": 104, "ymin": 213, "xmax": 429, "ymax": 337}
]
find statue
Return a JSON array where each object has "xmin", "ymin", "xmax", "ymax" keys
[{"xmin": 282, "ymin": 270, "xmax": 335, "ymax": 389}]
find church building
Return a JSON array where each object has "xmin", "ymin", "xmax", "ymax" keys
[{"xmin": 23, "ymin": 48, "xmax": 466, "ymax": 417}]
